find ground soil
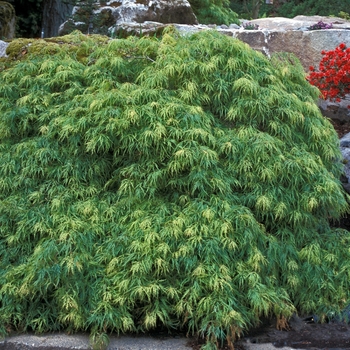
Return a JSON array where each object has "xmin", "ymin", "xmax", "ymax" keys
[
  {"xmin": 236, "ymin": 315, "xmax": 350, "ymax": 349},
  {"xmin": 188, "ymin": 117, "xmax": 350, "ymax": 350},
  {"xmin": 189, "ymin": 316, "xmax": 350, "ymax": 350},
  {"xmin": 189, "ymin": 316, "xmax": 350, "ymax": 349},
  {"xmin": 329, "ymin": 118, "xmax": 350, "ymax": 139}
]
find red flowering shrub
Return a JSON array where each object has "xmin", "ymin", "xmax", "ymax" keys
[{"xmin": 308, "ymin": 43, "xmax": 350, "ymax": 107}]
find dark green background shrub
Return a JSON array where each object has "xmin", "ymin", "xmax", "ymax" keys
[
  {"xmin": 0, "ymin": 30, "xmax": 350, "ymax": 349},
  {"xmin": 5, "ymin": 0, "xmax": 43, "ymax": 37},
  {"xmin": 230, "ymin": 0, "xmax": 350, "ymax": 20},
  {"xmin": 275, "ymin": 0, "xmax": 350, "ymax": 18},
  {"xmin": 189, "ymin": 0, "xmax": 238, "ymax": 25}
]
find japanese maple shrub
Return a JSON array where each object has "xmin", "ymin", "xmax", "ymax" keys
[
  {"xmin": 308, "ymin": 43, "xmax": 350, "ymax": 103},
  {"xmin": 0, "ymin": 30, "xmax": 350, "ymax": 349}
]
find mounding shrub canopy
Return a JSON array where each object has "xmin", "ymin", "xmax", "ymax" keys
[{"xmin": 0, "ymin": 29, "xmax": 350, "ymax": 348}]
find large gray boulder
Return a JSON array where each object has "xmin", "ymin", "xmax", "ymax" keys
[
  {"xmin": 234, "ymin": 28, "xmax": 350, "ymax": 70},
  {"xmin": 110, "ymin": 0, "xmax": 197, "ymax": 25},
  {"xmin": 319, "ymin": 98, "xmax": 350, "ymax": 122},
  {"xmin": 340, "ymin": 133, "xmax": 350, "ymax": 194},
  {"xmin": 42, "ymin": 0, "xmax": 74, "ymax": 38},
  {"xmin": 246, "ymin": 15, "xmax": 350, "ymax": 31},
  {"xmin": 59, "ymin": 0, "xmax": 198, "ymax": 36},
  {"xmin": 0, "ymin": 40, "xmax": 9, "ymax": 57},
  {"xmin": 233, "ymin": 16, "xmax": 350, "ymax": 71}
]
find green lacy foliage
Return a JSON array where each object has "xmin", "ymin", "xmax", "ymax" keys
[
  {"xmin": 189, "ymin": 0, "xmax": 238, "ymax": 25},
  {"xmin": 0, "ymin": 29, "xmax": 350, "ymax": 348},
  {"xmin": 339, "ymin": 11, "xmax": 350, "ymax": 20}
]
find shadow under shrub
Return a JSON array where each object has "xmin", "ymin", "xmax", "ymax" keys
[{"xmin": 0, "ymin": 29, "xmax": 350, "ymax": 349}]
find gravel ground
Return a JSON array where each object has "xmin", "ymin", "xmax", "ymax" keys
[
  {"xmin": 0, "ymin": 333, "xmax": 193, "ymax": 350},
  {"xmin": 241, "ymin": 341, "xmax": 302, "ymax": 350},
  {"xmin": 0, "ymin": 332, "xmax": 306, "ymax": 350},
  {"xmin": 4, "ymin": 334, "xmax": 345, "ymax": 350}
]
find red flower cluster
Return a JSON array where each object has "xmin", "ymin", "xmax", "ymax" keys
[{"xmin": 307, "ymin": 43, "xmax": 350, "ymax": 107}]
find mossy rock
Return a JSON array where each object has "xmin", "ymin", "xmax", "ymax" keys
[{"xmin": 5, "ymin": 31, "xmax": 109, "ymax": 60}]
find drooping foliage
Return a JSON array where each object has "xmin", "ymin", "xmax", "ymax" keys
[{"xmin": 0, "ymin": 29, "xmax": 350, "ymax": 349}]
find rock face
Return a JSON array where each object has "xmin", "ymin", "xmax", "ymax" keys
[
  {"xmin": 234, "ymin": 28, "xmax": 350, "ymax": 71},
  {"xmin": 111, "ymin": 0, "xmax": 197, "ymax": 24},
  {"xmin": 340, "ymin": 133, "xmax": 350, "ymax": 194},
  {"xmin": 319, "ymin": 98, "xmax": 350, "ymax": 122},
  {"xmin": 0, "ymin": 40, "xmax": 9, "ymax": 57},
  {"xmin": 42, "ymin": 0, "xmax": 74, "ymax": 38},
  {"xmin": 234, "ymin": 16, "xmax": 350, "ymax": 71},
  {"xmin": 247, "ymin": 15, "xmax": 350, "ymax": 31},
  {"xmin": 59, "ymin": 0, "xmax": 198, "ymax": 36},
  {"xmin": 0, "ymin": 1, "xmax": 15, "ymax": 40}
]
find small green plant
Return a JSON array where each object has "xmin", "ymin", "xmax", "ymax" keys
[
  {"xmin": 90, "ymin": 333, "xmax": 110, "ymax": 350},
  {"xmin": 339, "ymin": 11, "xmax": 350, "ymax": 20}
]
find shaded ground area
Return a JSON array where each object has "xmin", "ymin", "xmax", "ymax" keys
[
  {"xmin": 236, "ymin": 315, "xmax": 350, "ymax": 349},
  {"xmin": 189, "ymin": 315, "xmax": 350, "ymax": 349},
  {"xmin": 2, "ymin": 321, "xmax": 350, "ymax": 350},
  {"xmin": 329, "ymin": 118, "xmax": 350, "ymax": 139}
]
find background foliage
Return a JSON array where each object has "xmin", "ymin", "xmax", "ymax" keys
[
  {"xmin": 275, "ymin": 0, "xmax": 350, "ymax": 18},
  {"xmin": 229, "ymin": 0, "xmax": 271, "ymax": 20},
  {"xmin": 230, "ymin": 0, "xmax": 350, "ymax": 20},
  {"xmin": 188, "ymin": 0, "xmax": 238, "ymax": 25},
  {"xmin": 1, "ymin": 30, "xmax": 350, "ymax": 349},
  {"xmin": 6, "ymin": 0, "xmax": 43, "ymax": 37},
  {"xmin": 6, "ymin": 0, "xmax": 350, "ymax": 38}
]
